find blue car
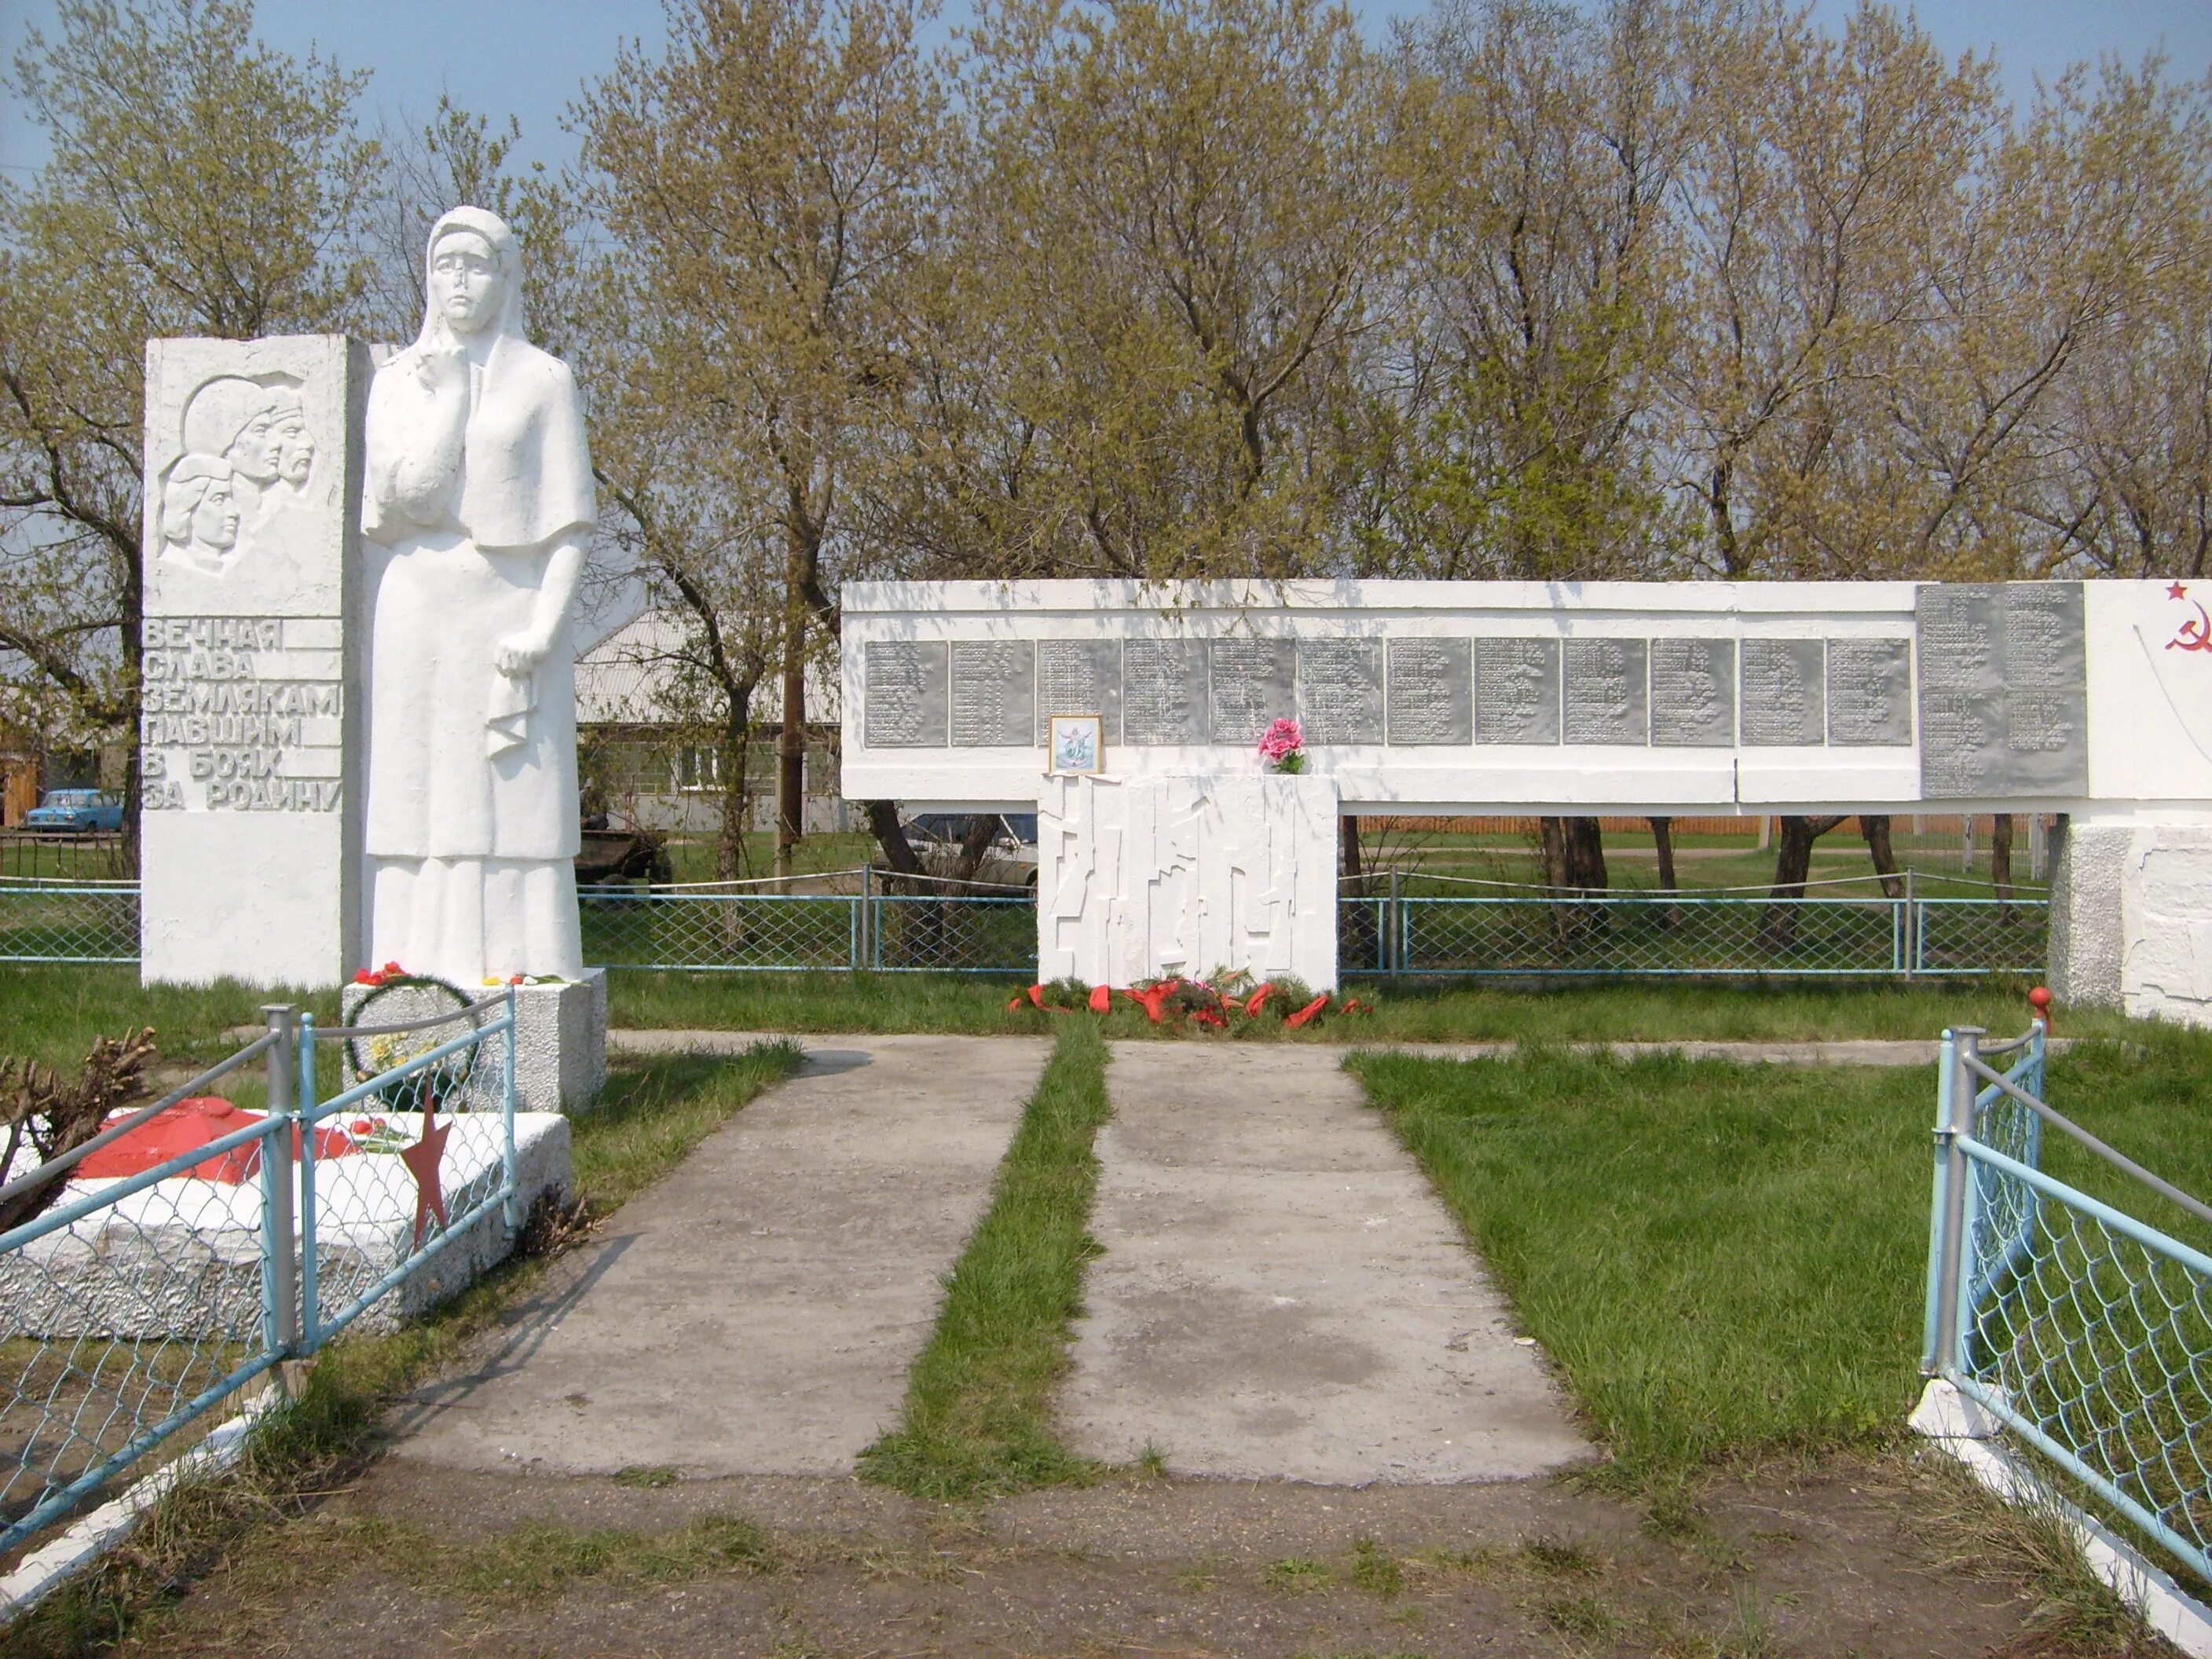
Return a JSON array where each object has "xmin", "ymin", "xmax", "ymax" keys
[{"xmin": 24, "ymin": 789, "xmax": 125, "ymax": 833}]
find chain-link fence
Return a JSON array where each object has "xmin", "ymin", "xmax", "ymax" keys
[
  {"xmin": 0, "ymin": 997, "xmax": 518, "ymax": 1560},
  {"xmin": 0, "ymin": 880, "xmax": 139, "ymax": 964},
  {"xmin": 1925, "ymin": 1024, "xmax": 2212, "ymax": 1587},
  {"xmin": 582, "ymin": 868, "xmax": 1036, "ymax": 974},
  {"xmin": 1340, "ymin": 873, "xmax": 2046, "ymax": 980}
]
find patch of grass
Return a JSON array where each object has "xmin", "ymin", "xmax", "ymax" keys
[
  {"xmin": 1352, "ymin": 1049, "xmax": 1936, "ymax": 1488},
  {"xmin": 612, "ymin": 1463, "xmax": 681, "ymax": 1489},
  {"xmin": 441, "ymin": 1513, "xmax": 776, "ymax": 1600},
  {"xmin": 1266, "ymin": 1555, "xmax": 1334, "ymax": 1591},
  {"xmin": 857, "ymin": 1020, "xmax": 1113, "ymax": 1499},
  {"xmin": 1520, "ymin": 1533, "xmax": 1603, "ymax": 1577},
  {"xmin": 0, "ymin": 965, "xmax": 342, "ymax": 1068},
  {"xmin": 602, "ymin": 961, "xmax": 2143, "ymax": 1044},
  {"xmin": 1348, "ymin": 1536, "xmax": 1406, "ymax": 1595},
  {"xmin": 7, "ymin": 1041, "xmax": 802, "ymax": 1657},
  {"xmin": 1538, "ymin": 1591, "xmax": 1621, "ymax": 1639},
  {"xmin": 1353, "ymin": 1032, "xmax": 2212, "ymax": 1493}
]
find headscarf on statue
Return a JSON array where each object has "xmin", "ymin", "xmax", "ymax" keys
[
  {"xmin": 361, "ymin": 205, "xmax": 595, "ymax": 554},
  {"xmin": 361, "ymin": 206, "xmax": 595, "ymax": 756}
]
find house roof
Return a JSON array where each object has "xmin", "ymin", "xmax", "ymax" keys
[{"xmin": 576, "ymin": 610, "xmax": 840, "ymax": 727}]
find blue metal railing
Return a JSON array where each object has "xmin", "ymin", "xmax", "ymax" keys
[
  {"xmin": 0, "ymin": 993, "xmax": 519, "ymax": 1555},
  {"xmin": 1924, "ymin": 1024, "xmax": 2212, "ymax": 1586}
]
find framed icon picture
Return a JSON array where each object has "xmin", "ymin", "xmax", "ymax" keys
[{"xmin": 1048, "ymin": 713, "xmax": 1104, "ymax": 775}]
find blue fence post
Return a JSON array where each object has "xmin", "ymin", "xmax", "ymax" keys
[
  {"xmin": 857, "ymin": 862, "xmax": 870, "ymax": 972},
  {"xmin": 1389, "ymin": 868, "xmax": 1403, "ymax": 977},
  {"xmin": 503, "ymin": 986, "xmax": 520, "ymax": 1233},
  {"xmin": 257, "ymin": 1004, "xmax": 302, "ymax": 1390},
  {"xmin": 1925, "ymin": 1026, "xmax": 1981, "ymax": 1378},
  {"xmin": 298, "ymin": 1011, "xmax": 320, "ymax": 1353}
]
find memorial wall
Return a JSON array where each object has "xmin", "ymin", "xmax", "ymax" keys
[{"xmin": 841, "ymin": 579, "xmax": 2192, "ymax": 814}]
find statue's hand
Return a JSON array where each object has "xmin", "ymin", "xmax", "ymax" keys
[
  {"xmin": 413, "ymin": 341, "xmax": 469, "ymax": 397},
  {"xmin": 494, "ymin": 628, "xmax": 552, "ymax": 676}
]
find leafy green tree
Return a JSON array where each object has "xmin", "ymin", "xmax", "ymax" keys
[{"xmin": 0, "ymin": 0, "xmax": 380, "ymax": 826}]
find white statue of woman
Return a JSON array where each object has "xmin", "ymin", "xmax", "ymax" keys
[{"xmin": 361, "ymin": 205, "xmax": 595, "ymax": 983}]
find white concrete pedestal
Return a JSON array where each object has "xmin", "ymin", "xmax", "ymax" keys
[
  {"xmin": 1038, "ymin": 772, "xmax": 1339, "ymax": 990},
  {"xmin": 2051, "ymin": 813, "xmax": 2212, "ymax": 1025},
  {"xmin": 340, "ymin": 968, "xmax": 606, "ymax": 1114}
]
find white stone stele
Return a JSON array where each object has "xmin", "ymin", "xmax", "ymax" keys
[
  {"xmin": 140, "ymin": 335, "xmax": 370, "ymax": 987},
  {"xmin": 338, "ymin": 969, "xmax": 607, "ymax": 1115},
  {"xmin": 1039, "ymin": 772, "xmax": 1339, "ymax": 991},
  {"xmin": 0, "ymin": 1113, "xmax": 571, "ymax": 1339}
]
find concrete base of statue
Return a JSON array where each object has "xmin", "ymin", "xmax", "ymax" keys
[
  {"xmin": 340, "ymin": 968, "xmax": 606, "ymax": 1115},
  {"xmin": 2050, "ymin": 813, "xmax": 2212, "ymax": 1026},
  {"xmin": 1038, "ymin": 771, "xmax": 1339, "ymax": 991}
]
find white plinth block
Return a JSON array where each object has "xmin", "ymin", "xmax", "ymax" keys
[
  {"xmin": 339, "ymin": 969, "xmax": 606, "ymax": 1115},
  {"xmin": 1038, "ymin": 772, "xmax": 1339, "ymax": 991},
  {"xmin": 2052, "ymin": 815, "xmax": 2212, "ymax": 1026}
]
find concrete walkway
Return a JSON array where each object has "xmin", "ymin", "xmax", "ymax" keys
[
  {"xmin": 393, "ymin": 1035, "xmax": 1047, "ymax": 1478},
  {"xmin": 1060, "ymin": 1043, "xmax": 1589, "ymax": 1485}
]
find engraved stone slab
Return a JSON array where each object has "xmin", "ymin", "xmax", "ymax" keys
[
  {"xmin": 1210, "ymin": 638, "xmax": 1297, "ymax": 749},
  {"xmin": 140, "ymin": 334, "xmax": 369, "ymax": 990},
  {"xmin": 1035, "ymin": 639, "xmax": 1122, "ymax": 745},
  {"xmin": 1296, "ymin": 639, "xmax": 1383, "ymax": 744},
  {"xmin": 1122, "ymin": 639, "xmax": 1211, "ymax": 745},
  {"xmin": 1386, "ymin": 639, "xmax": 1473, "ymax": 745},
  {"xmin": 1917, "ymin": 584, "xmax": 2086, "ymax": 795},
  {"xmin": 1562, "ymin": 639, "xmax": 1648, "ymax": 745},
  {"xmin": 1998, "ymin": 584, "xmax": 2088, "ymax": 793},
  {"xmin": 1740, "ymin": 639, "xmax": 1826, "ymax": 745},
  {"xmin": 1473, "ymin": 639, "xmax": 1559, "ymax": 745},
  {"xmin": 864, "ymin": 640, "xmax": 948, "ymax": 748},
  {"xmin": 1650, "ymin": 639, "xmax": 1735, "ymax": 747},
  {"xmin": 950, "ymin": 639, "xmax": 1035, "ymax": 747},
  {"xmin": 1826, "ymin": 639, "xmax": 1912, "ymax": 746}
]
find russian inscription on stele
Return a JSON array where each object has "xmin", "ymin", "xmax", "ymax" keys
[{"xmin": 139, "ymin": 616, "xmax": 343, "ymax": 812}]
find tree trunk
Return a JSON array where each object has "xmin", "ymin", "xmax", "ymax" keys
[
  {"xmin": 1861, "ymin": 814, "xmax": 1903, "ymax": 899},
  {"xmin": 1991, "ymin": 811, "xmax": 2014, "ymax": 921},
  {"xmin": 1760, "ymin": 815, "xmax": 1848, "ymax": 951},
  {"xmin": 1650, "ymin": 816, "xmax": 1677, "ymax": 889},
  {"xmin": 1540, "ymin": 815, "xmax": 1607, "ymax": 950},
  {"xmin": 949, "ymin": 815, "xmax": 1001, "ymax": 884},
  {"xmin": 1339, "ymin": 815, "xmax": 1379, "ymax": 970},
  {"xmin": 1649, "ymin": 815, "xmax": 1680, "ymax": 927},
  {"xmin": 774, "ymin": 595, "xmax": 806, "ymax": 877},
  {"xmin": 715, "ymin": 687, "xmax": 756, "ymax": 884},
  {"xmin": 864, "ymin": 800, "xmax": 923, "ymax": 883}
]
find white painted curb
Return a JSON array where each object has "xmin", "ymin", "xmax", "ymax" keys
[
  {"xmin": 1912, "ymin": 1379, "xmax": 2212, "ymax": 1658},
  {"xmin": 0, "ymin": 1389, "xmax": 274, "ymax": 1629}
]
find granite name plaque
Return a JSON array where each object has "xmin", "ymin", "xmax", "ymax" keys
[
  {"xmin": 1562, "ymin": 639, "xmax": 1648, "ymax": 744},
  {"xmin": 1297, "ymin": 639, "xmax": 1383, "ymax": 744},
  {"xmin": 1473, "ymin": 639, "xmax": 1559, "ymax": 744},
  {"xmin": 865, "ymin": 639, "xmax": 948, "ymax": 748},
  {"xmin": 950, "ymin": 639, "xmax": 1035, "ymax": 747},
  {"xmin": 1386, "ymin": 638, "xmax": 1473, "ymax": 745},
  {"xmin": 1740, "ymin": 639, "xmax": 1825, "ymax": 745},
  {"xmin": 1035, "ymin": 639, "xmax": 1122, "ymax": 745},
  {"xmin": 1650, "ymin": 639, "xmax": 1735, "ymax": 747},
  {"xmin": 1826, "ymin": 639, "xmax": 1912, "ymax": 746},
  {"xmin": 1122, "ymin": 639, "xmax": 1211, "ymax": 745},
  {"xmin": 1210, "ymin": 637, "xmax": 1297, "ymax": 747},
  {"xmin": 1917, "ymin": 584, "xmax": 2086, "ymax": 795}
]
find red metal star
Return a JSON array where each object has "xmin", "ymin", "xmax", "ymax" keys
[
  {"xmin": 2170, "ymin": 581, "xmax": 2189, "ymax": 601},
  {"xmin": 398, "ymin": 1094, "xmax": 451, "ymax": 1251}
]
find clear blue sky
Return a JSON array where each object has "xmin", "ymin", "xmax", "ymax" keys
[{"xmin": 3, "ymin": 0, "xmax": 2209, "ymax": 180}]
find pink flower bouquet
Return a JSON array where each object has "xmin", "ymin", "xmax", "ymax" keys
[{"xmin": 1257, "ymin": 716, "xmax": 1306, "ymax": 774}]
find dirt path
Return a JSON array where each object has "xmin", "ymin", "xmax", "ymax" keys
[
  {"xmin": 1060, "ymin": 1043, "xmax": 1588, "ymax": 1482},
  {"xmin": 387, "ymin": 1035, "xmax": 1048, "ymax": 1478},
  {"xmin": 110, "ymin": 1453, "xmax": 2061, "ymax": 1657}
]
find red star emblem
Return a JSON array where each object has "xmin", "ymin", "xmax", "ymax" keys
[
  {"xmin": 2170, "ymin": 581, "xmax": 2188, "ymax": 600},
  {"xmin": 397, "ymin": 1095, "xmax": 451, "ymax": 1250}
]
